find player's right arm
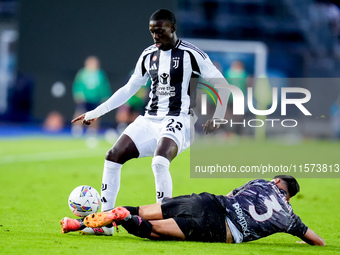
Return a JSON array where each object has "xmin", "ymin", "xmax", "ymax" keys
[
  {"xmin": 72, "ymin": 53, "xmax": 149, "ymax": 125},
  {"xmin": 299, "ymin": 228, "xmax": 325, "ymax": 246}
]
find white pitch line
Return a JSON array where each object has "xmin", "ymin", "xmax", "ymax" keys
[{"xmin": 0, "ymin": 149, "xmax": 105, "ymax": 165}]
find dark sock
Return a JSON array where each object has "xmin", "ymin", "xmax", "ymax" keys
[
  {"xmin": 121, "ymin": 215, "xmax": 152, "ymax": 238},
  {"xmin": 78, "ymin": 219, "xmax": 86, "ymax": 230},
  {"xmin": 123, "ymin": 206, "xmax": 139, "ymax": 215}
]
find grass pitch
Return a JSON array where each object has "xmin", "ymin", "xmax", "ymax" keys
[{"xmin": 0, "ymin": 136, "xmax": 339, "ymax": 255}]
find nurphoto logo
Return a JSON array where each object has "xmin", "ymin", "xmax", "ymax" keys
[{"xmin": 200, "ymin": 83, "xmax": 312, "ymax": 128}]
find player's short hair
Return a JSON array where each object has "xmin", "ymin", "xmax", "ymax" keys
[
  {"xmin": 274, "ymin": 175, "xmax": 300, "ymax": 197},
  {"xmin": 150, "ymin": 9, "xmax": 176, "ymax": 25}
]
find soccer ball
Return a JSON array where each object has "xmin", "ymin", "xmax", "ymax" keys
[{"xmin": 68, "ymin": 185, "xmax": 101, "ymax": 217}]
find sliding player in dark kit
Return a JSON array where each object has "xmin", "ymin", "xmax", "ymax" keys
[{"xmin": 62, "ymin": 175, "xmax": 324, "ymax": 246}]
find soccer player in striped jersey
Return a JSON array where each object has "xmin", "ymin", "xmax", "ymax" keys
[{"xmin": 70, "ymin": 9, "xmax": 230, "ymax": 235}]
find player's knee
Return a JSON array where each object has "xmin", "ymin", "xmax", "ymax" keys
[
  {"xmin": 105, "ymin": 143, "xmax": 138, "ymax": 164},
  {"xmin": 105, "ymin": 148, "xmax": 116, "ymax": 161},
  {"xmin": 150, "ymin": 221, "xmax": 169, "ymax": 236},
  {"xmin": 154, "ymin": 138, "xmax": 178, "ymax": 161},
  {"xmin": 105, "ymin": 146, "xmax": 124, "ymax": 163},
  {"xmin": 151, "ymin": 222, "xmax": 162, "ymax": 234}
]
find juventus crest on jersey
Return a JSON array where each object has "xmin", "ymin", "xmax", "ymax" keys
[{"xmin": 132, "ymin": 39, "xmax": 221, "ymax": 117}]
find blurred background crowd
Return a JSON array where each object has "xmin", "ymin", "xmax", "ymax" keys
[{"xmin": 1, "ymin": 0, "xmax": 340, "ymax": 141}]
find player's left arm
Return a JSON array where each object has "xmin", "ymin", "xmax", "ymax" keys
[
  {"xmin": 71, "ymin": 79, "xmax": 142, "ymax": 125},
  {"xmin": 196, "ymin": 56, "xmax": 230, "ymax": 134},
  {"xmin": 202, "ymin": 76, "xmax": 230, "ymax": 134},
  {"xmin": 298, "ymin": 228, "xmax": 325, "ymax": 246}
]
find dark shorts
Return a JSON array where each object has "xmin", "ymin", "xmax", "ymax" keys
[{"xmin": 161, "ymin": 192, "xmax": 227, "ymax": 242}]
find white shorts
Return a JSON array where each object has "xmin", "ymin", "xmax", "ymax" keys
[{"xmin": 122, "ymin": 114, "xmax": 194, "ymax": 158}]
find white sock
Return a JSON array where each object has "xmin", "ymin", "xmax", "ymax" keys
[
  {"xmin": 152, "ymin": 156, "xmax": 172, "ymax": 203},
  {"xmin": 101, "ymin": 160, "xmax": 122, "ymax": 212}
]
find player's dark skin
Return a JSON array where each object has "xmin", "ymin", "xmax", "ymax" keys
[{"xmin": 72, "ymin": 19, "xmax": 219, "ymax": 164}]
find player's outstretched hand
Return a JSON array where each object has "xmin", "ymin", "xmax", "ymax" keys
[
  {"xmin": 71, "ymin": 114, "xmax": 98, "ymax": 125},
  {"xmin": 202, "ymin": 119, "xmax": 220, "ymax": 135}
]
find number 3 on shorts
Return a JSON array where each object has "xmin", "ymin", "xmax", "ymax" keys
[{"xmin": 166, "ymin": 118, "xmax": 183, "ymax": 133}]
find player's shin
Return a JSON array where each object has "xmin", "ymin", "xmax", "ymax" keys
[
  {"xmin": 101, "ymin": 160, "xmax": 122, "ymax": 211},
  {"xmin": 152, "ymin": 156, "xmax": 172, "ymax": 202}
]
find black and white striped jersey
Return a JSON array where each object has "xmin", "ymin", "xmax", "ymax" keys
[{"xmin": 129, "ymin": 39, "xmax": 224, "ymax": 117}]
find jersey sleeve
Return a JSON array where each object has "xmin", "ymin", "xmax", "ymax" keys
[
  {"xmin": 189, "ymin": 49, "xmax": 223, "ymax": 79},
  {"xmin": 188, "ymin": 49, "xmax": 230, "ymax": 119},
  {"xmin": 130, "ymin": 51, "xmax": 150, "ymax": 85},
  {"xmin": 285, "ymin": 214, "xmax": 308, "ymax": 238}
]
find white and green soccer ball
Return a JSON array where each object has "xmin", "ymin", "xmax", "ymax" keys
[{"xmin": 68, "ymin": 185, "xmax": 101, "ymax": 217}]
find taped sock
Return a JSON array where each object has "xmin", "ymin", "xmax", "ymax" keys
[
  {"xmin": 152, "ymin": 156, "xmax": 172, "ymax": 202},
  {"xmin": 101, "ymin": 160, "xmax": 122, "ymax": 211}
]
